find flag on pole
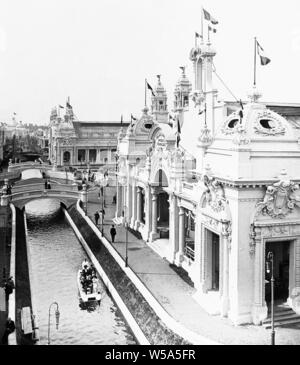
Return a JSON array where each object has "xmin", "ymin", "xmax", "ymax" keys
[
  {"xmin": 198, "ymin": 108, "xmax": 205, "ymax": 115},
  {"xmin": 195, "ymin": 31, "xmax": 202, "ymax": 38},
  {"xmin": 256, "ymin": 40, "xmax": 271, "ymax": 65},
  {"xmin": 131, "ymin": 114, "xmax": 137, "ymax": 126},
  {"xmin": 59, "ymin": 105, "xmax": 64, "ymax": 109},
  {"xmin": 147, "ymin": 81, "xmax": 155, "ymax": 97},
  {"xmin": 176, "ymin": 116, "xmax": 181, "ymax": 147},
  {"xmin": 66, "ymin": 101, "xmax": 72, "ymax": 109},
  {"xmin": 208, "ymin": 25, "xmax": 217, "ymax": 33},
  {"xmin": 120, "ymin": 115, "xmax": 123, "ymax": 125},
  {"xmin": 203, "ymin": 8, "xmax": 218, "ymax": 25},
  {"xmin": 239, "ymin": 99, "xmax": 244, "ymax": 119}
]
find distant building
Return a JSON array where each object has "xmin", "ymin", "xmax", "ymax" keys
[
  {"xmin": 0, "ymin": 123, "xmax": 4, "ymax": 163},
  {"xmin": 3, "ymin": 117, "xmax": 29, "ymax": 139},
  {"xmin": 115, "ymin": 32, "xmax": 300, "ymax": 326},
  {"xmin": 48, "ymin": 99, "xmax": 129, "ymax": 169}
]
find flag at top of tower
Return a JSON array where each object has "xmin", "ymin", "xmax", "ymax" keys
[
  {"xmin": 208, "ymin": 25, "xmax": 217, "ymax": 33},
  {"xmin": 66, "ymin": 100, "xmax": 72, "ymax": 109},
  {"xmin": 147, "ymin": 81, "xmax": 155, "ymax": 97},
  {"xmin": 203, "ymin": 8, "xmax": 218, "ymax": 25},
  {"xmin": 256, "ymin": 40, "xmax": 271, "ymax": 66}
]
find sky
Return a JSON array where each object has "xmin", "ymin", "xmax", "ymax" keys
[{"xmin": 0, "ymin": 0, "xmax": 300, "ymax": 125}]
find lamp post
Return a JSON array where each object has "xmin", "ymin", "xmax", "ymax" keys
[
  {"xmin": 123, "ymin": 207, "xmax": 128, "ymax": 267},
  {"xmin": 47, "ymin": 301, "xmax": 60, "ymax": 345},
  {"xmin": 266, "ymin": 251, "xmax": 275, "ymax": 345},
  {"xmin": 100, "ymin": 174, "xmax": 108, "ymax": 236}
]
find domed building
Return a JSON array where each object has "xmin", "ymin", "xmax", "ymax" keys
[
  {"xmin": 48, "ymin": 98, "xmax": 129, "ymax": 169},
  {"xmin": 115, "ymin": 31, "xmax": 300, "ymax": 326}
]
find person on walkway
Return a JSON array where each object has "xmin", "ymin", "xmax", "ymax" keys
[
  {"xmin": 47, "ymin": 181, "xmax": 51, "ymax": 190},
  {"xmin": 1, "ymin": 317, "xmax": 15, "ymax": 345},
  {"xmin": 4, "ymin": 277, "xmax": 15, "ymax": 302},
  {"xmin": 112, "ymin": 194, "xmax": 116, "ymax": 204},
  {"xmin": 94, "ymin": 211, "xmax": 100, "ymax": 226},
  {"xmin": 110, "ymin": 225, "xmax": 116, "ymax": 243},
  {"xmin": 44, "ymin": 179, "xmax": 48, "ymax": 189}
]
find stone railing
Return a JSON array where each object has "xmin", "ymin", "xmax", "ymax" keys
[
  {"xmin": 10, "ymin": 189, "xmax": 80, "ymax": 206},
  {"xmin": 7, "ymin": 161, "xmax": 52, "ymax": 173}
]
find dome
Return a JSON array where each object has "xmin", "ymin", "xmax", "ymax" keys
[
  {"xmin": 218, "ymin": 103, "xmax": 294, "ymax": 143},
  {"xmin": 204, "ymin": 101, "xmax": 300, "ymax": 180}
]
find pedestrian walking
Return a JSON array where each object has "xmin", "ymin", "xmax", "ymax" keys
[
  {"xmin": 110, "ymin": 225, "xmax": 116, "ymax": 243},
  {"xmin": 1, "ymin": 317, "xmax": 15, "ymax": 345},
  {"xmin": 4, "ymin": 276, "xmax": 15, "ymax": 302},
  {"xmin": 47, "ymin": 181, "xmax": 51, "ymax": 189},
  {"xmin": 94, "ymin": 211, "xmax": 100, "ymax": 225},
  {"xmin": 44, "ymin": 179, "xmax": 48, "ymax": 189}
]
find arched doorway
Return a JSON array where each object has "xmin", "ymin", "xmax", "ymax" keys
[
  {"xmin": 156, "ymin": 169, "xmax": 169, "ymax": 238},
  {"xmin": 63, "ymin": 151, "xmax": 71, "ymax": 164}
]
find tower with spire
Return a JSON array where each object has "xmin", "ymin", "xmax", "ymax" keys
[
  {"xmin": 151, "ymin": 75, "xmax": 168, "ymax": 124},
  {"xmin": 174, "ymin": 67, "xmax": 192, "ymax": 112}
]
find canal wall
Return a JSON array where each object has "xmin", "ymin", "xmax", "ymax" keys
[
  {"xmin": 13, "ymin": 206, "xmax": 36, "ymax": 345},
  {"xmin": 66, "ymin": 201, "xmax": 191, "ymax": 345},
  {"xmin": 64, "ymin": 206, "xmax": 148, "ymax": 345},
  {"xmin": 7, "ymin": 204, "xmax": 16, "ymax": 345}
]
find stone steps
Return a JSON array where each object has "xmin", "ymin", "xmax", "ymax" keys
[{"xmin": 263, "ymin": 305, "xmax": 300, "ymax": 329}]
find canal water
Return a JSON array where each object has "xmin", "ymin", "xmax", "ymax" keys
[{"xmin": 25, "ymin": 199, "xmax": 136, "ymax": 345}]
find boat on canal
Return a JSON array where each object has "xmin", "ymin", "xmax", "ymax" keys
[{"xmin": 77, "ymin": 261, "xmax": 102, "ymax": 303}]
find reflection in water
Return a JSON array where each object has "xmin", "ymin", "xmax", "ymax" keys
[{"xmin": 25, "ymin": 199, "xmax": 136, "ymax": 345}]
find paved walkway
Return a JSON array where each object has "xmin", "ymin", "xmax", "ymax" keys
[
  {"xmin": 0, "ymin": 206, "xmax": 11, "ymax": 345},
  {"xmin": 87, "ymin": 187, "xmax": 300, "ymax": 345}
]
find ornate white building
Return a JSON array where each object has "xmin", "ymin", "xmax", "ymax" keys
[
  {"xmin": 115, "ymin": 35, "xmax": 300, "ymax": 325},
  {"xmin": 48, "ymin": 99, "xmax": 129, "ymax": 169}
]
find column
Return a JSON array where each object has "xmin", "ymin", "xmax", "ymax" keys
[
  {"xmin": 221, "ymin": 233, "xmax": 230, "ymax": 317},
  {"xmin": 85, "ymin": 149, "xmax": 89, "ymax": 164},
  {"xmin": 175, "ymin": 206, "xmax": 185, "ymax": 265},
  {"xmin": 145, "ymin": 185, "xmax": 152, "ymax": 240},
  {"xmin": 126, "ymin": 182, "xmax": 132, "ymax": 223},
  {"xmin": 137, "ymin": 187, "xmax": 142, "ymax": 223},
  {"xmin": 289, "ymin": 239, "xmax": 300, "ymax": 312},
  {"xmin": 251, "ymin": 235, "xmax": 268, "ymax": 325},
  {"xmin": 130, "ymin": 184, "xmax": 137, "ymax": 228},
  {"xmin": 96, "ymin": 149, "xmax": 101, "ymax": 163},
  {"xmin": 149, "ymin": 188, "xmax": 159, "ymax": 241},
  {"xmin": 169, "ymin": 194, "xmax": 179, "ymax": 262}
]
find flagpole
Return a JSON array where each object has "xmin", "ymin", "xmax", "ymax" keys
[
  {"xmin": 254, "ymin": 37, "xmax": 257, "ymax": 87},
  {"xmin": 201, "ymin": 7, "xmax": 204, "ymax": 42},
  {"xmin": 207, "ymin": 25, "xmax": 210, "ymax": 44}
]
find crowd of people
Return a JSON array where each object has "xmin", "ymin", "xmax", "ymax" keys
[{"xmin": 79, "ymin": 260, "xmax": 98, "ymax": 295}]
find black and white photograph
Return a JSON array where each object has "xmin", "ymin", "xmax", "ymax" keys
[{"xmin": 1, "ymin": 0, "xmax": 300, "ymax": 351}]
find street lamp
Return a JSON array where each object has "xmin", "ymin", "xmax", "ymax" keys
[
  {"xmin": 123, "ymin": 205, "xmax": 128, "ymax": 267},
  {"xmin": 48, "ymin": 302, "xmax": 60, "ymax": 345},
  {"xmin": 100, "ymin": 174, "xmax": 108, "ymax": 236},
  {"xmin": 266, "ymin": 251, "xmax": 275, "ymax": 345}
]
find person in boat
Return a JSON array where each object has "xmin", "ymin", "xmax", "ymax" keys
[
  {"xmin": 90, "ymin": 264, "xmax": 96, "ymax": 277},
  {"xmin": 92, "ymin": 277, "xmax": 98, "ymax": 293},
  {"xmin": 82, "ymin": 259, "xmax": 89, "ymax": 270}
]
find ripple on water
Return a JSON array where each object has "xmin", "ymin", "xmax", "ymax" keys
[{"xmin": 25, "ymin": 199, "xmax": 136, "ymax": 345}]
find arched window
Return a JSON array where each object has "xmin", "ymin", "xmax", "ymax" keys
[{"xmin": 63, "ymin": 151, "xmax": 70, "ymax": 163}]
